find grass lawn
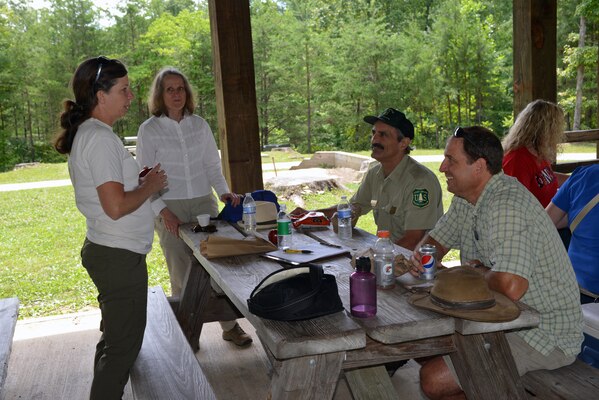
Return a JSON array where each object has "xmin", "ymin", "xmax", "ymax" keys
[{"xmin": 0, "ymin": 185, "xmax": 170, "ymax": 318}]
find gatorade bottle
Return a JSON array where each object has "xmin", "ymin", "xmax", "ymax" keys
[{"xmin": 373, "ymin": 230, "xmax": 395, "ymax": 289}]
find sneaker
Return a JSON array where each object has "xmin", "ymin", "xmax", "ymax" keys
[{"xmin": 222, "ymin": 323, "xmax": 253, "ymax": 346}]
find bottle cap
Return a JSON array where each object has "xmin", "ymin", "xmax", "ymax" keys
[
  {"xmin": 356, "ymin": 256, "xmax": 371, "ymax": 272},
  {"xmin": 377, "ymin": 230, "xmax": 390, "ymax": 238}
]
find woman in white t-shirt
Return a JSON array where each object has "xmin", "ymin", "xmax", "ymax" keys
[
  {"xmin": 54, "ymin": 56, "xmax": 167, "ymax": 400},
  {"xmin": 137, "ymin": 67, "xmax": 252, "ymax": 347}
]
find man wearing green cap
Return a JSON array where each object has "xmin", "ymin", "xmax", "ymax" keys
[{"xmin": 293, "ymin": 108, "xmax": 443, "ymax": 250}]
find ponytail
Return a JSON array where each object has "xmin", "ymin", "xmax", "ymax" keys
[{"xmin": 54, "ymin": 100, "xmax": 90, "ymax": 154}]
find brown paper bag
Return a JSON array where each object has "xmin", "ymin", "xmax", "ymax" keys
[{"xmin": 200, "ymin": 235, "xmax": 277, "ymax": 259}]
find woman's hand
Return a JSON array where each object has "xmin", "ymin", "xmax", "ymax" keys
[
  {"xmin": 221, "ymin": 192, "xmax": 241, "ymax": 207},
  {"xmin": 97, "ymin": 163, "xmax": 167, "ymax": 220},
  {"xmin": 160, "ymin": 207, "xmax": 182, "ymax": 238},
  {"xmin": 140, "ymin": 163, "xmax": 168, "ymax": 195}
]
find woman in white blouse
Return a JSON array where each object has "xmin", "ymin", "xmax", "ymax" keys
[{"xmin": 137, "ymin": 67, "xmax": 251, "ymax": 347}]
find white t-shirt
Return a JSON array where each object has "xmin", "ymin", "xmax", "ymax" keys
[
  {"xmin": 136, "ymin": 114, "xmax": 230, "ymax": 214},
  {"xmin": 69, "ymin": 118, "xmax": 154, "ymax": 254}
]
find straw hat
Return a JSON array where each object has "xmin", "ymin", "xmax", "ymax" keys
[
  {"xmin": 237, "ymin": 201, "xmax": 278, "ymax": 230},
  {"xmin": 409, "ymin": 266, "xmax": 520, "ymax": 322}
]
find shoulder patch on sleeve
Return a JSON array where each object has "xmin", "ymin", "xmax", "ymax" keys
[{"xmin": 412, "ymin": 189, "xmax": 429, "ymax": 208}]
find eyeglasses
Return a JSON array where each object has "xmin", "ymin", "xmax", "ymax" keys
[{"xmin": 453, "ymin": 126, "xmax": 484, "ymax": 157}]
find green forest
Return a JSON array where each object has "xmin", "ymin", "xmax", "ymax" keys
[{"xmin": 0, "ymin": 0, "xmax": 598, "ymax": 171}]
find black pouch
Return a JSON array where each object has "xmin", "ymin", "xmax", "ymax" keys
[{"xmin": 247, "ymin": 264, "xmax": 344, "ymax": 321}]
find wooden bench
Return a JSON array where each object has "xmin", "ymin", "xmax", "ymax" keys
[
  {"xmin": 130, "ymin": 286, "xmax": 216, "ymax": 400},
  {"xmin": 0, "ymin": 297, "xmax": 19, "ymax": 396},
  {"xmin": 522, "ymin": 358, "xmax": 599, "ymax": 399}
]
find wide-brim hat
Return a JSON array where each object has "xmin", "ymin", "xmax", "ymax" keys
[
  {"xmin": 364, "ymin": 108, "xmax": 414, "ymax": 139},
  {"xmin": 409, "ymin": 266, "xmax": 520, "ymax": 322},
  {"xmin": 237, "ymin": 201, "xmax": 278, "ymax": 230}
]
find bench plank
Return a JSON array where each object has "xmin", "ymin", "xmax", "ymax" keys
[
  {"xmin": 130, "ymin": 287, "xmax": 216, "ymax": 400},
  {"xmin": 523, "ymin": 358, "xmax": 599, "ymax": 399},
  {"xmin": 0, "ymin": 297, "xmax": 19, "ymax": 393}
]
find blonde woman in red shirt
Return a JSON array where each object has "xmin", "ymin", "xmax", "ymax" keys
[{"xmin": 502, "ymin": 99, "xmax": 569, "ymax": 207}]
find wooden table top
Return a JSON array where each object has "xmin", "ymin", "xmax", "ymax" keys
[{"xmin": 179, "ymin": 221, "xmax": 539, "ymax": 358}]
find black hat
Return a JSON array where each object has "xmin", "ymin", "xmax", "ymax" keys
[{"xmin": 364, "ymin": 108, "xmax": 414, "ymax": 139}]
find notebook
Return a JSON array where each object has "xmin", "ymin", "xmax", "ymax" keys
[{"xmin": 262, "ymin": 243, "xmax": 348, "ymax": 266}]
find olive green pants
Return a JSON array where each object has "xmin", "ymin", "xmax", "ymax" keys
[{"xmin": 82, "ymin": 239, "xmax": 148, "ymax": 400}]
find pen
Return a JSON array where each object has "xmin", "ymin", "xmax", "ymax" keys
[{"xmin": 284, "ymin": 249, "xmax": 314, "ymax": 254}]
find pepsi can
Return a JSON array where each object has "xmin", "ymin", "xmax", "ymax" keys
[{"xmin": 418, "ymin": 244, "xmax": 437, "ymax": 280}]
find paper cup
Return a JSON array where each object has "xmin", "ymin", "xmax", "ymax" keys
[{"xmin": 197, "ymin": 214, "xmax": 211, "ymax": 227}]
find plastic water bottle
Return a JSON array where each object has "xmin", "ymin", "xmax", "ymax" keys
[
  {"xmin": 242, "ymin": 193, "xmax": 256, "ymax": 236},
  {"xmin": 350, "ymin": 256, "xmax": 377, "ymax": 318},
  {"xmin": 373, "ymin": 230, "xmax": 395, "ymax": 289},
  {"xmin": 337, "ymin": 195, "xmax": 352, "ymax": 240},
  {"xmin": 277, "ymin": 204, "xmax": 292, "ymax": 250}
]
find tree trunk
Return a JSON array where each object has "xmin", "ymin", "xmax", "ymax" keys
[
  {"xmin": 305, "ymin": 41, "xmax": 312, "ymax": 153},
  {"xmin": 446, "ymin": 94, "xmax": 453, "ymax": 128},
  {"xmin": 27, "ymin": 96, "xmax": 34, "ymax": 161},
  {"xmin": 573, "ymin": 16, "xmax": 586, "ymax": 130},
  {"xmin": 13, "ymin": 110, "xmax": 17, "ymax": 138}
]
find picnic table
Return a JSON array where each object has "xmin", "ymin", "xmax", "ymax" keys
[{"xmin": 178, "ymin": 221, "xmax": 540, "ymax": 399}]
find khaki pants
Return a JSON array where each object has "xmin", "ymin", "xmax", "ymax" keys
[
  {"xmin": 156, "ymin": 195, "xmax": 236, "ymax": 331},
  {"xmin": 82, "ymin": 239, "xmax": 148, "ymax": 400}
]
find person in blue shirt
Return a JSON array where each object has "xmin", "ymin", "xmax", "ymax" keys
[{"xmin": 547, "ymin": 164, "xmax": 599, "ymax": 303}]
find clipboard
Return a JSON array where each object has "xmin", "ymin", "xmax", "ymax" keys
[{"xmin": 262, "ymin": 243, "xmax": 348, "ymax": 266}]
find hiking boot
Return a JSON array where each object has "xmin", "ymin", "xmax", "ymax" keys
[{"xmin": 222, "ymin": 323, "xmax": 253, "ymax": 347}]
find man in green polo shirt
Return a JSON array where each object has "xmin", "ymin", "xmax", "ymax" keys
[
  {"xmin": 293, "ymin": 108, "xmax": 443, "ymax": 250},
  {"xmin": 410, "ymin": 126, "xmax": 583, "ymax": 400}
]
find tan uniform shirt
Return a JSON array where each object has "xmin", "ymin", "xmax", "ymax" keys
[{"xmin": 351, "ymin": 156, "xmax": 443, "ymax": 242}]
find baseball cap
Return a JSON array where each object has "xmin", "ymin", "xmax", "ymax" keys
[{"xmin": 364, "ymin": 108, "xmax": 415, "ymax": 139}]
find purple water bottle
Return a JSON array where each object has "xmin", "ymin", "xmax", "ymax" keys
[{"xmin": 350, "ymin": 256, "xmax": 377, "ymax": 318}]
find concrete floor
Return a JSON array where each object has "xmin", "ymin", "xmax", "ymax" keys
[{"xmin": 3, "ymin": 310, "xmax": 426, "ymax": 399}]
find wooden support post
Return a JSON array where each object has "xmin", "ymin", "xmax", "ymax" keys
[
  {"xmin": 176, "ymin": 258, "xmax": 242, "ymax": 352},
  {"xmin": 450, "ymin": 332, "xmax": 528, "ymax": 400},
  {"xmin": 208, "ymin": 0, "xmax": 263, "ymax": 194},
  {"xmin": 513, "ymin": 0, "xmax": 557, "ymax": 116}
]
